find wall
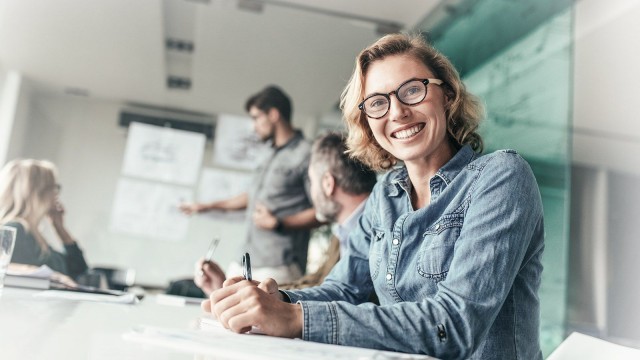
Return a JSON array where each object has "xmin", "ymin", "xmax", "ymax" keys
[
  {"xmin": 568, "ymin": 0, "xmax": 640, "ymax": 346},
  {"xmin": 573, "ymin": 0, "xmax": 640, "ymax": 174},
  {"xmin": 0, "ymin": 70, "xmax": 23, "ymax": 164},
  {"xmin": 460, "ymin": 8, "xmax": 573, "ymax": 354}
]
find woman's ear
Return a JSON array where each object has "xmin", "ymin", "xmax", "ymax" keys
[
  {"xmin": 443, "ymin": 89, "xmax": 454, "ymax": 107},
  {"xmin": 321, "ymin": 172, "xmax": 335, "ymax": 197}
]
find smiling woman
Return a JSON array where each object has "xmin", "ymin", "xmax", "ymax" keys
[
  {"xmin": 203, "ymin": 33, "xmax": 545, "ymax": 360},
  {"xmin": 342, "ymin": 36, "xmax": 484, "ymax": 174},
  {"xmin": 0, "ymin": 0, "xmax": 448, "ymax": 287}
]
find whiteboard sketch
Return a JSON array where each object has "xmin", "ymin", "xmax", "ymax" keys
[
  {"xmin": 110, "ymin": 178, "xmax": 193, "ymax": 241},
  {"xmin": 213, "ymin": 114, "xmax": 271, "ymax": 170},
  {"xmin": 122, "ymin": 122, "xmax": 206, "ymax": 185},
  {"xmin": 197, "ymin": 168, "xmax": 252, "ymax": 221}
]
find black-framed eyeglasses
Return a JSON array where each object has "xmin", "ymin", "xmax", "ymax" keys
[{"xmin": 358, "ymin": 78, "xmax": 444, "ymax": 119}]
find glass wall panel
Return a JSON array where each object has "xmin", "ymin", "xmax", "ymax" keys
[{"xmin": 417, "ymin": 1, "xmax": 573, "ymax": 356}]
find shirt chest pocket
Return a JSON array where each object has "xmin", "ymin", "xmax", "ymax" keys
[
  {"xmin": 417, "ymin": 213, "xmax": 464, "ymax": 282},
  {"xmin": 369, "ymin": 227, "xmax": 387, "ymax": 280}
]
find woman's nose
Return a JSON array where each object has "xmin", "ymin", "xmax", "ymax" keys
[{"xmin": 387, "ymin": 95, "xmax": 409, "ymax": 121}]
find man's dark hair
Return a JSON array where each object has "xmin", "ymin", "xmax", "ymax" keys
[
  {"xmin": 311, "ymin": 132, "xmax": 377, "ymax": 195},
  {"xmin": 245, "ymin": 85, "xmax": 292, "ymax": 123}
]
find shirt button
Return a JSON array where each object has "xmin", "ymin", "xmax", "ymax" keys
[
  {"xmin": 435, "ymin": 224, "xmax": 441, "ymax": 231},
  {"xmin": 392, "ymin": 238, "xmax": 399, "ymax": 245},
  {"xmin": 386, "ymin": 273, "xmax": 392, "ymax": 280}
]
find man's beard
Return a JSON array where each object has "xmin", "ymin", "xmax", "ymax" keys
[
  {"xmin": 314, "ymin": 191, "xmax": 341, "ymax": 223},
  {"xmin": 259, "ymin": 128, "xmax": 275, "ymax": 143}
]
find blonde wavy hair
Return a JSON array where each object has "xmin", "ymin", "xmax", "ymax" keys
[
  {"xmin": 0, "ymin": 159, "xmax": 59, "ymax": 254},
  {"xmin": 341, "ymin": 33, "xmax": 484, "ymax": 171}
]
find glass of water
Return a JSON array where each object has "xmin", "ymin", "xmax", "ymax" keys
[{"xmin": 0, "ymin": 226, "xmax": 17, "ymax": 290}]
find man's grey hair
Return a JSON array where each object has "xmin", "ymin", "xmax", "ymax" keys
[{"xmin": 310, "ymin": 132, "xmax": 377, "ymax": 195}]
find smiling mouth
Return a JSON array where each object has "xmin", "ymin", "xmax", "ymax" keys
[{"xmin": 391, "ymin": 123, "xmax": 425, "ymax": 139}]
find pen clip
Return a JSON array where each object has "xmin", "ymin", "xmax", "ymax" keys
[{"xmin": 242, "ymin": 252, "xmax": 252, "ymax": 281}]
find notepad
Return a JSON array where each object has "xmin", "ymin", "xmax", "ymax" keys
[
  {"xmin": 4, "ymin": 264, "xmax": 59, "ymax": 290},
  {"xmin": 6, "ymin": 264, "xmax": 55, "ymax": 278},
  {"xmin": 34, "ymin": 290, "xmax": 139, "ymax": 304},
  {"xmin": 198, "ymin": 315, "xmax": 266, "ymax": 335},
  {"xmin": 547, "ymin": 332, "xmax": 640, "ymax": 360},
  {"xmin": 3, "ymin": 274, "xmax": 51, "ymax": 290},
  {"xmin": 156, "ymin": 293, "xmax": 204, "ymax": 307},
  {"xmin": 124, "ymin": 324, "xmax": 436, "ymax": 359}
]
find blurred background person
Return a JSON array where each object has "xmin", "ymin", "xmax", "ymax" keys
[
  {"xmin": 194, "ymin": 132, "xmax": 377, "ymax": 295},
  {"xmin": 280, "ymin": 132, "xmax": 376, "ymax": 289},
  {"xmin": 180, "ymin": 85, "xmax": 321, "ymax": 283},
  {"xmin": 0, "ymin": 159, "xmax": 89, "ymax": 280}
]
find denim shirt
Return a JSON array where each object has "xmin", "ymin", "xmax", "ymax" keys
[{"xmin": 283, "ymin": 145, "xmax": 545, "ymax": 360}]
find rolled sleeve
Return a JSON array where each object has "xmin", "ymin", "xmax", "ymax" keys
[{"xmin": 299, "ymin": 301, "xmax": 338, "ymax": 344}]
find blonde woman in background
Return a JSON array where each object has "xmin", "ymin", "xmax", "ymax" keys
[{"xmin": 0, "ymin": 159, "xmax": 88, "ymax": 279}]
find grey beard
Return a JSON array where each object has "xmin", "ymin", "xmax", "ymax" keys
[{"xmin": 315, "ymin": 196, "xmax": 341, "ymax": 223}]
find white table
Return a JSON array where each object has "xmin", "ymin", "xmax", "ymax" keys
[
  {"xmin": 0, "ymin": 287, "xmax": 203, "ymax": 360},
  {"xmin": 0, "ymin": 287, "xmax": 434, "ymax": 360}
]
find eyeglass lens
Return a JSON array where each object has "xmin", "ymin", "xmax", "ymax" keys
[{"xmin": 363, "ymin": 79, "xmax": 428, "ymax": 119}]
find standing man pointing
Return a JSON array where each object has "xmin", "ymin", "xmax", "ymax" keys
[{"xmin": 181, "ymin": 85, "xmax": 321, "ymax": 285}]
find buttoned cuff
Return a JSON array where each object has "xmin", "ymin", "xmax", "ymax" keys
[
  {"xmin": 279, "ymin": 289, "xmax": 301, "ymax": 303},
  {"xmin": 298, "ymin": 301, "xmax": 339, "ymax": 345}
]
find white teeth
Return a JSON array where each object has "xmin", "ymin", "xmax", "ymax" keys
[{"xmin": 393, "ymin": 124, "xmax": 424, "ymax": 139}]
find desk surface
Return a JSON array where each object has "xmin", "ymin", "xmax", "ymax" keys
[
  {"xmin": 0, "ymin": 287, "xmax": 434, "ymax": 360},
  {"xmin": 0, "ymin": 287, "xmax": 203, "ymax": 360}
]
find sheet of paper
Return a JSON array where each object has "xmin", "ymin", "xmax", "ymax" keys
[
  {"xmin": 122, "ymin": 122, "xmax": 205, "ymax": 185},
  {"xmin": 198, "ymin": 315, "xmax": 265, "ymax": 335},
  {"xmin": 194, "ymin": 167, "xmax": 252, "ymax": 221},
  {"xmin": 6, "ymin": 264, "xmax": 54, "ymax": 278},
  {"xmin": 110, "ymin": 178, "xmax": 192, "ymax": 241},
  {"xmin": 547, "ymin": 332, "xmax": 640, "ymax": 360},
  {"xmin": 155, "ymin": 294, "xmax": 204, "ymax": 307},
  {"xmin": 197, "ymin": 167, "xmax": 252, "ymax": 203},
  {"xmin": 212, "ymin": 114, "xmax": 271, "ymax": 170},
  {"xmin": 34, "ymin": 290, "xmax": 139, "ymax": 304},
  {"xmin": 124, "ymin": 324, "xmax": 436, "ymax": 360}
]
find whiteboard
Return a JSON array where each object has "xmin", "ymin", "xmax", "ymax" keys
[
  {"xmin": 122, "ymin": 122, "xmax": 205, "ymax": 185},
  {"xmin": 213, "ymin": 114, "xmax": 271, "ymax": 170},
  {"xmin": 110, "ymin": 178, "xmax": 192, "ymax": 242}
]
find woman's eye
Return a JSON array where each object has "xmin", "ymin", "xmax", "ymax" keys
[
  {"xmin": 369, "ymin": 97, "xmax": 388, "ymax": 109},
  {"xmin": 402, "ymin": 86, "xmax": 421, "ymax": 97}
]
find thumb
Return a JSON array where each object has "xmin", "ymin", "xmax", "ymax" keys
[{"xmin": 258, "ymin": 278, "xmax": 279, "ymax": 295}]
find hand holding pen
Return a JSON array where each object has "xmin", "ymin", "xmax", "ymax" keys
[
  {"xmin": 202, "ymin": 264, "xmax": 303, "ymax": 337},
  {"xmin": 194, "ymin": 238, "xmax": 226, "ymax": 296}
]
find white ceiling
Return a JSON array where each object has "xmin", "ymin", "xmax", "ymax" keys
[{"xmin": 0, "ymin": 0, "xmax": 442, "ymax": 120}]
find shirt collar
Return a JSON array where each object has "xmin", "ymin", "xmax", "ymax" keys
[
  {"xmin": 274, "ymin": 129, "xmax": 303, "ymax": 151},
  {"xmin": 385, "ymin": 144, "xmax": 476, "ymax": 196},
  {"xmin": 332, "ymin": 199, "xmax": 367, "ymax": 242}
]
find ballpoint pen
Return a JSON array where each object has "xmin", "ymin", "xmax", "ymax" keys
[
  {"xmin": 198, "ymin": 237, "xmax": 220, "ymax": 278},
  {"xmin": 242, "ymin": 252, "xmax": 252, "ymax": 281}
]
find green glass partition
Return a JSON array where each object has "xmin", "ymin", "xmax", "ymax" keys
[{"xmin": 417, "ymin": 0, "xmax": 573, "ymax": 356}]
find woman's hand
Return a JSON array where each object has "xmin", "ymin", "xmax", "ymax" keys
[
  {"xmin": 48, "ymin": 200, "xmax": 67, "ymax": 230},
  {"xmin": 202, "ymin": 277, "xmax": 302, "ymax": 338},
  {"xmin": 47, "ymin": 200, "xmax": 76, "ymax": 245}
]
